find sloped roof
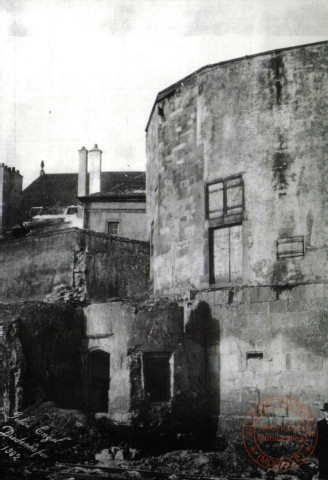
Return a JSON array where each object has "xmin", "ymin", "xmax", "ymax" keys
[
  {"xmin": 22, "ymin": 173, "xmax": 78, "ymax": 216},
  {"xmin": 22, "ymin": 171, "xmax": 146, "ymax": 215},
  {"xmin": 101, "ymin": 172, "xmax": 145, "ymax": 192},
  {"xmin": 79, "ymin": 171, "xmax": 146, "ymax": 202}
]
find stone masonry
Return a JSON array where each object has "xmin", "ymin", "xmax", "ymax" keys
[{"xmin": 146, "ymin": 41, "xmax": 328, "ymax": 432}]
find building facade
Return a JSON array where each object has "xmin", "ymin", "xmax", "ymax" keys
[
  {"xmin": 146, "ymin": 41, "xmax": 328, "ymax": 429},
  {"xmin": 77, "ymin": 145, "xmax": 147, "ymax": 242}
]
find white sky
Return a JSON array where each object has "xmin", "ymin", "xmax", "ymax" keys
[{"xmin": 0, "ymin": 0, "xmax": 327, "ymax": 188}]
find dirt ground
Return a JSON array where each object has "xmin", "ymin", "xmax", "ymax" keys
[{"xmin": 0, "ymin": 403, "xmax": 320, "ymax": 479}]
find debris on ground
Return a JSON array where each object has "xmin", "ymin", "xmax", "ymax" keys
[{"xmin": 0, "ymin": 402, "xmax": 320, "ymax": 480}]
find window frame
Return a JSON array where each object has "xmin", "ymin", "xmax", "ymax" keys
[
  {"xmin": 142, "ymin": 352, "xmax": 173, "ymax": 403},
  {"xmin": 30, "ymin": 206, "xmax": 43, "ymax": 216},
  {"xmin": 205, "ymin": 174, "xmax": 244, "ymax": 228},
  {"xmin": 107, "ymin": 221, "xmax": 120, "ymax": 236},
  {"xmin": 209, "ymin": 222, "xmax": 243, "ymax": 285}
]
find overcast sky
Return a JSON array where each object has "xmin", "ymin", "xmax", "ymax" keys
[{"xmin": 0, "ymin": 0, "xmax": 327, "ymax": 188}]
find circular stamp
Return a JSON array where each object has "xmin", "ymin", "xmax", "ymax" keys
[{"xmin": 242, "ymin": 396, "xmax": 318, "ymax": 472}]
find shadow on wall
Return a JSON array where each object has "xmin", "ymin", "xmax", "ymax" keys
[
  {"xmin": 1, "ymin": 302, "xmax": 84, "ymax": 416},
  {"xmin": 126, "ymin": 300, "xmax": 219, "ymax": 449}
]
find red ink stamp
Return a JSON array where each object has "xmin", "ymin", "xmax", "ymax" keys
[{"xmin": 242, "ymin": 396, "xmax": 318, "ymax": 472}]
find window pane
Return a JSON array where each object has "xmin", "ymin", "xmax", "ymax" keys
[
  {"xmin": 213, "ymin": 228, "xmax": 230, "ymax": 283},
  {"xmin": 208, "ymin": 182, "xmax": 224, "ymax": 218},
  {"xmin": 226, "ymin": 185, "xmax": 243, "ymax": 211},
  {"xmin": 107, "ymin": 222, "xmax": 119, "ymax": 236},
  {"xmin": 143, "ymin": 353, "xmax": 170, "ymax": 402},
  {"xmin": 226, "ymin": 177, "xmax": 242, "ymax": 188},
  {"xmin": 230, "ymin": 225, "xmax": 243, "ymax": 281}
]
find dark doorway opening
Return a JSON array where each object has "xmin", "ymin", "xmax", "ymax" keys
[{"xmin": 87, "ymin": 350, "xmax": 110, "ymax": 412}]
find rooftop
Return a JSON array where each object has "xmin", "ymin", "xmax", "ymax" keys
[{"xmin": 22, "ymin": 171, "xmax": 146, "ymax": 215}]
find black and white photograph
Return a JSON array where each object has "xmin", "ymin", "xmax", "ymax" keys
[{"xmin": 0, "ymin": 1, "xmax": 327, "ymax": 478}]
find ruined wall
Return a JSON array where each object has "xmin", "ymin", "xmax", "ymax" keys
[
  {"xmin": 84, "ymin": 200, "xmax": 147, "ymax": 242},
  {"xmin": 0, "ymin": 229, "xmax": 81, "ymax": 302},
  {"xmin": 83, "ymin": 299, "xmax": 209, "ymax": 432},
  {"xmin": 0, "ymin": 228, "xmax": 149, "ymax": 303},
  {"xmin": 146, "ymin": 42, "xmax": 328, "ymax": 294},
  {"xmin": 0, "ymin": 302, "xmax": 84, "ymax": 416},
  {"xmin": 84, "ymin": 231, "xmax": 149, "ymax": 302}
]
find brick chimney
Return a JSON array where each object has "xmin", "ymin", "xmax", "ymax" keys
[
  {"xmin": 88, "ymin": 144, "xmax": 102, "ymax": 195},
  {"xmin": 78, "ymin": 146, "xmax": 88, "ymax": 197}
]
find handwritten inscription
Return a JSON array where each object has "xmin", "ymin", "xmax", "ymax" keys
[{"xmin": 0, "ymin": 412, "xmax": 71, "ymax": 462}]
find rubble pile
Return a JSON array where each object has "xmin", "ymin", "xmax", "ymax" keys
[
  {"xmin": 0, "ymin": 402, "xmax": 110, "ymax": 468},
  {"xmin": 0, "ymin": 402, "xmax": 320, "ymax": 479},
  {"xmin": 96, "ymin": 442, "xmax": 319, "ymax": 479}
]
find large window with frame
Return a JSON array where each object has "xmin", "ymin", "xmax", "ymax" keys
[
  {"xmin": 207, "ymin": 175, "xmax": 244, "ymax": 284},
  {"xmin": 207, "ymin": 176, "xmax": 244, "ymax": 221}
]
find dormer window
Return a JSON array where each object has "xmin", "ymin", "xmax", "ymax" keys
[
  {"xmin": 30, "ymin": 207, "xmax": 43, "ymax": 216},
  {"xmin": 65, "ymin": 206, "xmax": 78, "ymax": 215}
]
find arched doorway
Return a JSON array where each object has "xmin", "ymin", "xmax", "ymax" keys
[{"xmin": 87, "ymin": 349, "xmax": 110, "ymax": 413}]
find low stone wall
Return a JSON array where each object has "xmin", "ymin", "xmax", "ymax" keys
[{"xmin": 0, "ymin": 228, "xmax": 149, "ymax": 303}]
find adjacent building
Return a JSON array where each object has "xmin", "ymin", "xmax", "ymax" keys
[
  {"xmin": 77, "ymin": 145, "xmax": 147, "ymax": 242},
  {"xmin": 146, "ymin": 41, "xmax": 328, "ymax": 429},
  {"xmin": 0, "ymin": 164, "xmax": 23, "ymax": 237},
  {"xmin": 21, "ymin": 146, "xmax": 147, "ymax": 242}
]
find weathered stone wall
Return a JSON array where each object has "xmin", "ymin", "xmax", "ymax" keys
[
  {"xmin": 0, "ymin": 302, "xmax": 84, "ymax": 416},
  {"xmin": 84, "ymin": 200, "xmax": 147, "ymax": 242},
  {"xmin": 146, "ymin": 42, "xmax": 328, "ymax": 431},
  {"xmin": 84, "ymin": 231, "xmax": 149, "ymax": 302},
  {"xmin": 146, "ymin": 42, "xmax": 327, "ymax": 294},
  {"xmin": 191, "ymin": 283, "xmax": 328, "ymax": 432},
  {"xmin": 83, "ymin": 299, "xmax": 209, "ymax": 432},
  {"xmin": 0, "ymin": 228, "xmax": 149, "ymax": 303}
]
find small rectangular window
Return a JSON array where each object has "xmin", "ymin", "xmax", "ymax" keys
[
  {"xmin": 246, "ymin": 352, "xmax": 263, "ymax": 371},
  {"xmin": 277, "ymin": 237, "xmax": 304, "ymax": 259},
  {"xmin": 143, "ymin": 352, "xmax": 171, "ymax": 402},
  {"xmin": 107, "ymin": 221, "xmax": 120, "ymax": 236}
]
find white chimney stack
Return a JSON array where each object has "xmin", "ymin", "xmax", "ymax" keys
[
  {"xmin": 88, "ymin": 144, "xmax": 102, "ymax": 195},
  {"xmin": 78, "ymin": 146, "xmax": 88, "ymax": 197}
]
